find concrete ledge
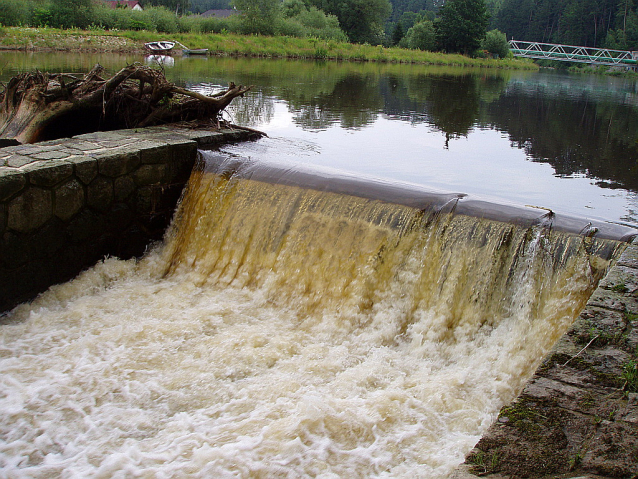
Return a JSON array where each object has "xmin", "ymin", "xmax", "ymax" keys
[
  {"xmin": 461, "ymin": 241, "xmax": 638, "ymax": 478},
  {"xmin": 0, "ymin": 126, "xmax": 261, "ymax": 313}
]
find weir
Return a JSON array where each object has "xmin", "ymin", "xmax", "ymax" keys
[{"xmin": 1, "ymin": 147, "xmax": 636, "ymax": 477}]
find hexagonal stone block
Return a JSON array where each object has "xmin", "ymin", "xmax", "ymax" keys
[
  {"xmin": 24, "ymin": 160, "xmax": 74, "ymax": 187},
  {"xmin": 87, "ymin": 176, "xmax": 114, "ymax": 212},
  {"xmin": 55, "ymin": 179, "xmax": 85, "ymax": 221},
  {"xmin": 8, "ymin": 186, "xmax": 53, "ymax": 233},
  {"xmin": 0, "ymin": 168, "xmax": 27, "ymax": 201}
]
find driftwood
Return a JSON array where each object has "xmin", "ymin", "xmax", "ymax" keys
[{"xmin": 0, "ymin": 63, "xmax": 252, "ymax": 144}]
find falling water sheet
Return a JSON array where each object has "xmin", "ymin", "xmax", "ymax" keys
[{"xmin": 0, "ymin": 152, "xmax": 632, "ymax": 478}]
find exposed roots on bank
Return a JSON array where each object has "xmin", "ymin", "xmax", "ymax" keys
[{"xmin": 0, "ymin": 63, "xmax": 252, "ymax": 144}]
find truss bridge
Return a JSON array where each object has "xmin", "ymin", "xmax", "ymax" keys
[{"xmin": 509, "ymin": 40, "xmax": 638, "ymax": 66}]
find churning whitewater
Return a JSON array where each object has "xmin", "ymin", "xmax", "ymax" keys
[{"xmin": 0, "ymin": 152, "xmax": 619, "ymax": 478}]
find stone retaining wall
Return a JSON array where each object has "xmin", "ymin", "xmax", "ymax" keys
[
  {"xmin": 0, "ymin": 126, "xmax": 260, "ymax": 313},
  {"xmin": 455, "ymin": 241, "xmax": 638, "ymax": 479}
]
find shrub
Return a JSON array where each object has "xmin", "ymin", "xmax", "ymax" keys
[
  {"xmin": 31, "ymin": 5, "xmax": 54, "ymax": 28},
  {"xmin": 50, "ymin": 0, "xmax": 95, "ymax": 29},
  {"xmin": 403, "ymin": 21, "xmax": 435, "ymax": 51},
  {"xmin": 146, "ymin": 6, "xmax": 179, "ymax": 34},
  {"xmin": 481, "ymin": 29, "xmax": 510, "ymax": 59},
  {"xmin": 0, "ymin": 0, "xmax": 30, "ymax": 27}
]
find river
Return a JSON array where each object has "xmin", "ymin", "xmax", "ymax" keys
[
  {"xmin": 0, "ymin": 53, "xmax": 636, "ymax": 478},
  {"xmin": 1, "ymin": 53, "xmax": 638, "ymax": 225}
]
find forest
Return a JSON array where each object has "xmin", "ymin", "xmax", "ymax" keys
[
  {"xmin": 188, "ymin": 0, "xmax": 638, "ymax": 50},
  {"xmin": 1, "ymin": 0, "xmax": 636, "ymax": 52},
  {"xmin": 388, "ymin": 0, "xmax": 638, "ymax": 50}
]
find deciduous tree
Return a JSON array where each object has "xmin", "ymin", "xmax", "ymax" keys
[
  {"xmin": 309, "ymin": 0, "xmax": 392, "ymax": 44},
  {"xmin": 404, "ymin": 20, "xmax": 436, "ymax": 50},
  {"xmin": 144, "ymin": 0, "xmax": 192, "ymax": 15},
  {"xmin": 233, "ymin": 0, "xmax": 280, "ymax": 35},
  {"xmin": 50, "ymin": 0, "xmax": 94, "ymax": 29},
  {"xmin": 481, "ymin": 28, "xmax": 510, "ymax": 57}
]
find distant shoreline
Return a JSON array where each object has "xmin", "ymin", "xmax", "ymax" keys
[{"xmin": 0, "ymin": 27, "xmax": 538, "ymax": 69}]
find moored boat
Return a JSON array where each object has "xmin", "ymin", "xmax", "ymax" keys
[
  {"xmin": 183, "ymin": 48, "xmax": 209, "ymax": 55},
  {"xmin": 144, "ymin": 41, "xmax": 176, "ymax": 53}
]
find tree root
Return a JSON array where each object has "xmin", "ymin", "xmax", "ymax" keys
[{"xmin": 0, "ymin": 63, "xmax": 252, "ymax": 144}]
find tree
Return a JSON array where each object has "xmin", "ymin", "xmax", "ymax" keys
[
  {"xmin": 309, "ymin": 0, "xmax": 392, "ymax": 43},
  {"xmin": 481, "ymin": 28, "xmax": 510, "ymax": 57},
  {"xmin": 233, "ymin": 0, "xmax": 280, "ymax": 35},
  {"xmin": 403, "ymin": 20, "xmax": 436, "ymax": 49},
  {"xmin": 434, "ymin": 0, "xmax": 490, "ymax": 54},
  {"xmin": 144, "ymin": 0, "xmax": 192, "ymax": 15},
  {"xmin": 605, "ymin": 0, "xmax": 638, "ymax": 50},
  {"xmin": 392, "ymin": 21, "xmax": 405, "ymax": 44},
  {"xmin": 50, "ymin": 0, "xmax": 94, "ymax": 29},
  {"xmin": 189, "ymin": 0, "xmax": 231, "ymax": 14}
]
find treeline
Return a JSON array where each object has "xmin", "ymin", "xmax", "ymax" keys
[
  {"xmin": 0, "ymin": 0, "xmax": 347, "ymax": 41},
  {"xmin": 387, "ymin": 0, "xmax": 638, "ymax": 51},
  {"xmin": 492, "ymin": 0, "xmax": 637, "ymax": 50},
  {"xmin": 1, "ymin": 0, "xmax": 634, "ymax": 52}
]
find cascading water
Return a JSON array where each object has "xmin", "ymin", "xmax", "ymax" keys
[{"xmin": 0, "ymin": 150, "xmax": 629, "ymax": 478}]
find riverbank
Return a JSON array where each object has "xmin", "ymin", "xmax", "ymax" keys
[{"xmin": 0, "ymin": 26, "xmax": 538, "ymax": 69}]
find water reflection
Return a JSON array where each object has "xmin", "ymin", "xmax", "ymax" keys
[
  {"xmin": 486, "ymin": 82, "xmax": 638, "ymax": 191},
  {"xmin": 1, "ymin": 53, "xmax": 637, "ymax": 224}
]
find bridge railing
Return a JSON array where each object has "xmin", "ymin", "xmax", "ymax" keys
[{"xmin": 508, "ymin": 40, "xmax": 638, "ymax": 66}]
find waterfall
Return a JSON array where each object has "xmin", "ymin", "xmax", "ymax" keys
[{"xmin": 0, "ymin": 150, "xmax": 628, "ymax": 478}]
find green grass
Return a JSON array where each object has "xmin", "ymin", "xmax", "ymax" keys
[
  {"xmin": 624, "ymin": 358, "xmax": 638, "ymax": 392},
  {"xmin": 0, "ymin": 26, "xmax": 538, "ymax": 70}
]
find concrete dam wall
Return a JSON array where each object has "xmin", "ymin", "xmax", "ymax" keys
[{"xmin": 0, "ymin": 126, "xmax": 261, "ymax": 312}]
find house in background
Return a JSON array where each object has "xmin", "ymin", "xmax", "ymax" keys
[
  {"xmin": 105, "ymin": 1, "xmax": 144, "ymax": 11},
  {"xmin": 201, "ymin": 9, "xmax": 238, "ymax": 19}
]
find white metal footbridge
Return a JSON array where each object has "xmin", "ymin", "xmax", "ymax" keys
[{"xmin": 509, "ymin": 40, "xmax": 638, "ymax": 66}]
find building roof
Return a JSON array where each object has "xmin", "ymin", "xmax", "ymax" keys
[
  {"xmin": 105, "ymin": 1, "xmax": 143, "ymax": 10},
  {"xmin": 201, "ymin": 9, "xmax": 238, "ymax": 18}
]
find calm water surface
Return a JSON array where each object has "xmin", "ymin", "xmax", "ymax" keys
[{"xmin": 2, "ymin": 51, "xmax": 637, "ymax": 226}]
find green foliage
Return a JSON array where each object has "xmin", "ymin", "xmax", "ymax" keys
[
  {"xmin": 495, "ymin": 0, "xmax": 622, "ymax": 48},
  {"xmin": 277, "ymin": 0, "xmax": 348, "ymax": 40},
  {"xmin": 435, "ymin": 0, "xmax": 490, "ymax": 54},
  {"xmin": 387, "ymin": 0, "xmax": 437, "ymax": 25},
  {"xmin": 51, "ymin": 0, "xmax": 95, "ymax": 29},
  {"xmin": 282, "ymin": 0, "xmax": 306, "ymax": 18},
  {"xmin": 189, "ymin": 0, "xmax": 231, "ymax": 14},
  {"xmin": 624, "ymin": 358, "xmax": 638, "ymax": 392},
  {"xmin": 391, "ymin": 21, "xmax": 405, "ymax": 45},
  {"xmin": 144, "ymin": 0, "xmax": 192, "ymax": 15},
  {"xmin": 146, "ymin": 6, "xmax": 180, "ymax": 33},
  {"xmin": 605, "ymin": 0, "xmax": 638, "ymax": 50},
  {"xmin": 233, "ymin": 0, "xmax": 280, "ymax": 35},
  {"xmin": 0, "ymin": 0, "xmax": 30, "ymax": 27},
  {"xmin": 32, "ymin": 6, "xmax": 54, "ymax": 28},
  {"xmin": 467, "ymin": 450, "xmax": 499, "ymax": 475},
  {"xmin": 89, "ymin": 4, "xmax": 182, "ymax": 33},
  {"xmin": 403, "ymin": 20, "xmax": 436, "ymax": 50},
  {"xmin": 192, "ymin": 15, "xmax": 237, "ymax": 33},
  {"xmin": 309, "ymin": 0, "xmax": 392, "ymax": 44},
  {"xmin": 481, "ymin": 29, "xmax": 510, "ymax": 58}
]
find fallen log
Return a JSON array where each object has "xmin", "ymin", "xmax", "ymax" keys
[{"xmin": 0, "ymin": 63, "xmax": 252, "ymax": 144}]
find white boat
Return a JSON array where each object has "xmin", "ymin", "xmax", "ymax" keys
[
  {"xmin": 183, "ymin": 48, "xmax": 209, "ymax": 56},
  {"xmin": 144, "ymin": 41, "xmax": 176, "ymax": 53}
]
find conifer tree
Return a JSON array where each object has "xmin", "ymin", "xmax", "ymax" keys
[{"xmin": 434, "ymin": 0, "xmax": 490, "ymax": 54}]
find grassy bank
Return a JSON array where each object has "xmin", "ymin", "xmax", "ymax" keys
[{"xmin": 0, "ymin": 26, "xmax": 538, "ymax": 69}]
